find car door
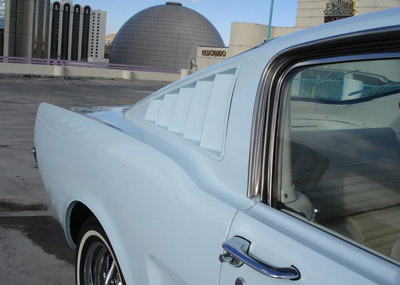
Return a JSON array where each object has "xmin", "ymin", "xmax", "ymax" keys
[{"xmin": 220, "ymin": 28, "xmax": 400, "ymax": 284}]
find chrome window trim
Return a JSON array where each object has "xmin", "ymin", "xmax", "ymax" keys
[
  {"xmin": 247, "ymin": 62, "xmax": 273, "ymax": 199},
  {"xmin": 282, "ymin": 52, "xmax": 400, "ymax": 72},
  {"xmin": 247, "ymin": 25, "xmax": 400, "ymax": 204}
]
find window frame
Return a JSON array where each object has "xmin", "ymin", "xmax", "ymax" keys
[
  {"xmin": 274, "ymin": 52, "xmax": 400, "ymax": 202},
  {"xmin": 247, "ymin": 25, "xmax": 400, "ymax": 207},
  {"xmin": 276, "ymin": 54, "xmax": 400, "ymax": 264}
]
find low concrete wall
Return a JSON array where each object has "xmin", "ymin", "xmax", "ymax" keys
[
  {"xmin": 0, "ymin": 62, "xmax": 57, "ymax": 76},
  {"xmin": 0, "ymin": 62, "xmax": 182, "ymax": 82}
]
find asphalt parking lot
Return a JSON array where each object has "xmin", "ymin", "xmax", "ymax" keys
[{"xmin": 0, "ymin": 76, "xmax": 167, "ymax": 284}]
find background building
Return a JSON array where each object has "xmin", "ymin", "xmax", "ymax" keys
[
  {"xmin": 197, "ymin": 0, "xmax": 400, "ymax": 69},
  {"xmin": 0, "ymin": 0, "xmax": 106, "ymax": 61},
  {"xmin": 48, "ymin": 1, "xmax": 107, "ymax": 62},
  {"xmin": 3, "ymin": 0, "xmax": 50, "ymax": 58},
  {"xmin": 88, "ymin": 9, "xmax": 106, "ymax": 62},
  {"xmin": 109, "ymin": 2, "xmax": 224, "ymax": 69},
  {"xmin": 0, "ymin": 0, "xmax": 4, "ymax": 56}
]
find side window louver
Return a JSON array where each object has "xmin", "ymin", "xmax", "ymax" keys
[{"xmin": 144, "ymin": 68, "xmax": 238, "ymax": 155}]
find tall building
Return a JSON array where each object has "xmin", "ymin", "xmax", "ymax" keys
[
  {"xmin": 48, "ymin": 1, "xmax": 106, "ymax": 62},
  {"xmin": 88, "ymin": 10, "xmax": 106, "ymax": 62},
  {"xmin": 0, "ymin": 0, "xmax": 4, "ymax": 56},
  {"xmin": 0, "ymin": 28, "xmax": 3, "ymax": 57},
  {"xmin": 3, "ymin": 0, "xmax": 50, "ymax": 58}
]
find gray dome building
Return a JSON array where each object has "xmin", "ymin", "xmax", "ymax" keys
[{"xmin": 109, "ymin": 2, "xmax": 225, "ymax": 69}]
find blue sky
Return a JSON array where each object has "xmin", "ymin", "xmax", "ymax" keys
[{"xmin": 73, "ymin": 0, "xmax": 298, "ymax": 46}]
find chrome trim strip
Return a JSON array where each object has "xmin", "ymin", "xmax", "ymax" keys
[
  {"xmin": 247, "ymin": 26, "xmax": 400, "ymax": 204},
  {"xmin": 32, "ymin": 147, "xmax": 38, "ymax": 167},
  {"xmin": 247, "ymin": 63, "xmax": 272, "ymax": 199},
  {"xmin": 248, "ymin": 53, "xmax": 294, "ymax": 202},
  {"xmin": 285, "ymin": 52, "xmax": 400, "ymax": 71}
]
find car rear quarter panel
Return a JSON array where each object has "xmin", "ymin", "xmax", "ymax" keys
[{"xmin": 34, "ymin": 103, "xmax": 243, "ymax": 284}]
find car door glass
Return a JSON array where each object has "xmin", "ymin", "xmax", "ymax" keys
[{"xmin": 276, "ymin": 57, "xmax": 400, "ymax": 263}]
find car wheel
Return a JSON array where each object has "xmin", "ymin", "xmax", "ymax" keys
[{"xmin": 76, "ymin": 218, "xmax": 125, "ymax": 285}]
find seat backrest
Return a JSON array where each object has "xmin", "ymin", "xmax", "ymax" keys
[{"xmin": 291, "ymin": 127, "xmax": 400, "ymax": 221}]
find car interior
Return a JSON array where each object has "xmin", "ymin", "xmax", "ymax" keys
[{"xmin": 278, "ymin": 58, "xmax": 400, "ymax": 263}]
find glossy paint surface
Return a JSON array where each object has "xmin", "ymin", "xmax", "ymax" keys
[{"xmin": 34, "ymin": 8, "xmax": 400, "ymax": 284}]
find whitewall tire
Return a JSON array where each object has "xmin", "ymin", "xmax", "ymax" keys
[{"xmin": 76, "ymin": 218, "xmax": 125, "ymax": 285}]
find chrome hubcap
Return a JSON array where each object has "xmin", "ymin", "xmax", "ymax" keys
[{"xmin": 83, "ymin": 241, "xmax": 123, "ymax": 285}]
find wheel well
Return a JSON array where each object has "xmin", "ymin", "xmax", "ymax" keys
[{"xmin": 69, "ymin": 202, "xmax": 97, "ymax": 244}]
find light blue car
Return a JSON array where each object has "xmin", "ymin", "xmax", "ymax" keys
[{"xmin": 34, "ymin": 8, "xmax": 400, "ymax": 285}]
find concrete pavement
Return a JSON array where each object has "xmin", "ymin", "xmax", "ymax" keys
[{"xmin": 0, "ymin": 76, "xmax": 167, "ymax": 284}]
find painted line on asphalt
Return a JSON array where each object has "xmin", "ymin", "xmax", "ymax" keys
[{"xmin": 0, "ymin": 211, "xmax": 53, "ymax": 217}]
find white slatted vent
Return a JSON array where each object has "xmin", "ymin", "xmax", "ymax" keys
[{"xmin": 144, "ymin": 68, "xmax": 237, "ymax": 155}]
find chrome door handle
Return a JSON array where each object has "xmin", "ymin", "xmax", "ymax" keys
[{"xmin": 220, "ymin": 236, "xmax": 300, "ymax": 281}]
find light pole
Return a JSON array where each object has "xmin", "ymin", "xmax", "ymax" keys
[{"xmin": 266, "ymin": 0, "xmax": 275, "ymax": 41}]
